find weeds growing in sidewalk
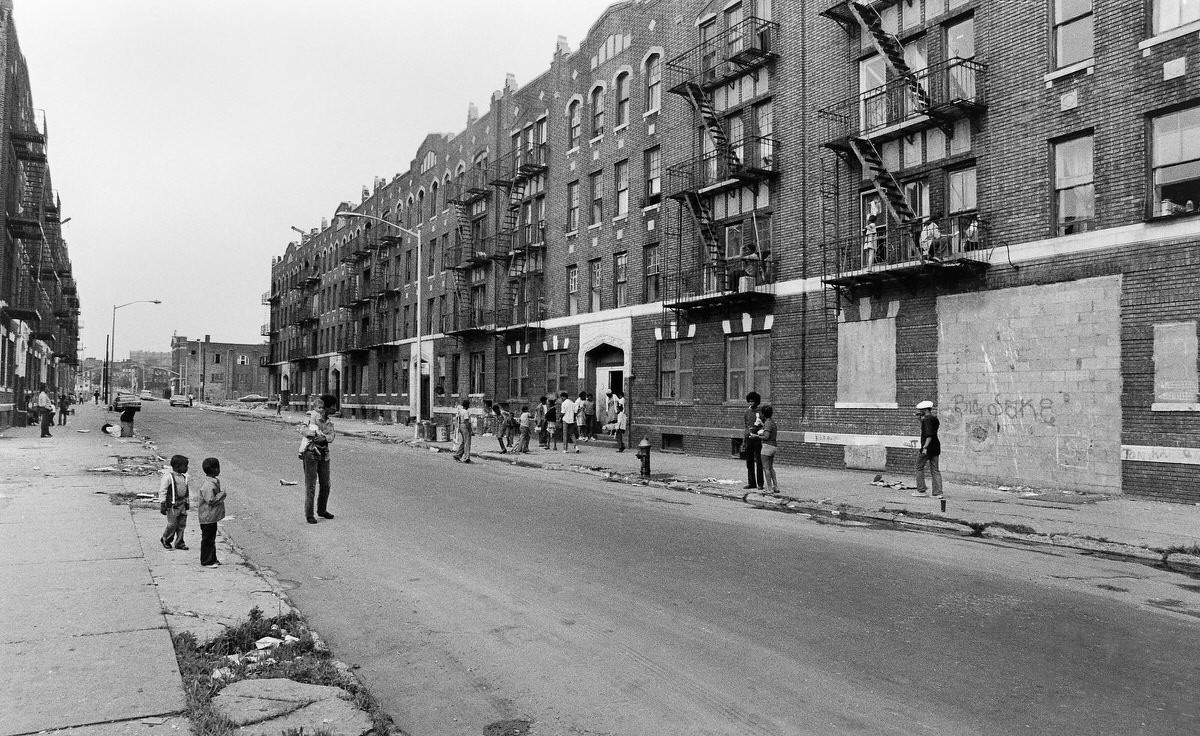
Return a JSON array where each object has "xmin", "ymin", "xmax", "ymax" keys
[
  {"xmin": 171, "ymin": 606, "xmax": 394, "ymax": 735},
  {"xmin": 1164, "ymin": 543, "xmax": 1200, "ymax": 557}
]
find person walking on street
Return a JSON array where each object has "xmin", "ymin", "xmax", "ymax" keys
[
  {"xmin": 560, "ymin": 392, "xmax": 579, "ymax": 453},
  {"xmin": 757, "ymin": 405, "xmax": 779, "ymax": 494},
  {"xmin": 57, "ymin": 393, "xmax": 70, "ymax": 426},
  {"xmin": 490, "ymin": 404, "xmax": 510, "ymax": 453},
  {"xmin": 452, "ymin": 398, "xmax": 473, "ymax": 463},
  {"xmin": 742, "ymin": 391, "xmax": 764, "ymax": 490},
  {"xmin": 196, "ymin": 457, "xmax": 226, "ymax": 567},
  {"xmin": 36, "ymin": 383, "xmax": 54, "ymax": 438},
  {"xmin": 93, "ymin": 389, "xmax": 100, "ymax": 405},
  {"xmin": 158, "ymin": 454, "xmax": 190, "ymax": 550},
  {"xmin": 298, "ymin": 393, "xmax": 337, "ymax": 524},
  {"xmin": 912, "ymin": 400, "xmax": 943, "ymax": 498}
]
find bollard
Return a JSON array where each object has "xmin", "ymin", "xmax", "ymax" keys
[{"xmin": 635, "ymin": 437, "xmax": 651, "ymax": 477}]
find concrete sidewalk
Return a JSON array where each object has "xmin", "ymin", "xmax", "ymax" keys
[
  {"xmin": 0, "ymin": 402, "xmax": 372, "ymax": 736},
  {"xmin": 224, "ymin": 403, "xmax": 1200, "ymax": 569}
]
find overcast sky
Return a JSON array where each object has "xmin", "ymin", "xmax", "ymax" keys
[{"xmin": 15, "ymin": 0, "xmax": 617, "ymax": 361}]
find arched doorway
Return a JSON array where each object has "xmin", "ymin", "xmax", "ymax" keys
[{"xmin": 584, "ymin": 343, "xmax": 625, "ymax": 401}]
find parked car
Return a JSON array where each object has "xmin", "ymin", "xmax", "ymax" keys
[
  {"xmin": 168, "ymin": 394, "xmax": 193, "ymax": 407},
  {"xmin": 108, "ymin": 392, "xmax": 143, "ymax": 412},
  {"xmin": 139, "ymin": 390, "xmax": 157, "ymax": 401}
]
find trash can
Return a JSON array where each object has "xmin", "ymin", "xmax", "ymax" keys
[
  {"xmin": 436, "ymin": 424, "xmax": 450, "ymax": 442},
  {"xmin": 120, "ymin": 421, "xmax": 134, "ymax": 437}
]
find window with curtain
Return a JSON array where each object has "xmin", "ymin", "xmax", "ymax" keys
[
  {"xmin": 659, "ymin": 340, "xmax": 694, "ymax": 400},
  {"xmin": 1152, "ymin": 105, "xmax": 1200, "ymax": 215},
  {"xmin": 645, "ymin": 54, "xmax": 662, "ymax": 112},
  {"xmin": 726, "ymin": 332, "xmax": 770, "ymax": 401},
  {"xmin": 1054, "ymin": 134, "xmax": 1094, "ymax": 234},
  {"xmin": 1054, "ymin": 0, "xmax": 1093, "ymax": 68},
  {"xmin": 615, "ymin": 72, "xmax": 630, "ymax": 128}
]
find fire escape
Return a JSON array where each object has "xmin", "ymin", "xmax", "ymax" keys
[
  {"xmin": 444, "ymin": 166, "xmax": 496, "ymax": 337},
  {"xmin": 818, "ymin": 0, "xmax": 990, "ymax": 302},
  {"xmin": 3, "ymin": 108, "xmax": 48, "ymax": 324},
  {"xmin": 663, "ymin": 16, "xmax": 780, "ymax": 327},
  {"xmin": 490, "ymin": 142, "xmax": 548, "ymax": 343}
]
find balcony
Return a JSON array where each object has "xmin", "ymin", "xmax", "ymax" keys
[
  {"xmin": 338, "ymin": 283, "xmax": 371, "ymax": 309},
  {"xmin": 295, "ymin": 303, "xmax": 318, "ymax": 325},
  {"xmin": 261, "ymin": 290, "xmax": 273, "ymax": 306},
  {"xmin": 340, "ymin": 328, "xmax": 374, "ymax": 354},
  {"xmin": 10, "ymin": 108, "xmax": 47, "ymax": 163},
  {"xmin": 444, "ymin": 307, "xmax": 497, "ymax": 337},
  {"xmin": 664, "ymin": 256, "xmax": 778, "ymax": 311},
  {"xmin": 2, "ymin": 273, "xmax": 41, "ymax": 322},
  {"xmin": 445, "ymin": 235, "xmax": 496, "ymax": 270},
  {"xmin": 6, "ymin": 211, "xmax": 43, "ymax": 241},
  {"xmin": 665, "ymin": 136, "xmax": 779, "ymax": 200},
  {"xmin": 258, "ymin": 355, "xmax": 270, "ymax": 367},
  {"xmin": 491, "ymin": 143, "xmax": 550, "ymax": 187},
  {"xmin": 301, "ymin": 270, "xmax": 321, "ymax": 288},
  {"xmin": 820, "ymin": 58, "xmax": 987, "ymax": 151},
  {"xmin": 508, "ymin": 223, "xmax": 546, "ymax": 256},
  {"xmin": 822, "ymin": 213, "xmax": 991, "ymax": 292},
  {"xmin": 260, "ymin": 323, "xmax": 275, "ymax": 337},
  {"xmin": 288, "ymin": 346, "xmax": 311, "ymax": 362},
  {"xmin": 667, "ymin": 17, "xmax": 779, "ymax": 95},
  {"xmin": 447, "ymin": 168, "xmax": 492, "ymax": 205},
  {"xmin": 497, "ymin": 278, "xmax": 545, "ymax": 332}
]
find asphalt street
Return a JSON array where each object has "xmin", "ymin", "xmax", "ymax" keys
[{"xmin": 141, "ymin": 402, "xmax": 1200, "ymax": 736}]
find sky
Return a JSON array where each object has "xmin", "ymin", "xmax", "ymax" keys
[{"xmin": 14, "ymin": 0, "xmax": 618, "ymax": 361}]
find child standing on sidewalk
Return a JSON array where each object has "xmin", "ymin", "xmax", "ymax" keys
[
  {"xmin": 196, "ymin": 457, "xmax": 226, "ymax": 567},
  {"xmin": 158, "ymin": 455, "xmax": 190, "ymax": 550},
  {"xmin": 615, "ymin": 403, "xmax": 627, "ymax": 452}
]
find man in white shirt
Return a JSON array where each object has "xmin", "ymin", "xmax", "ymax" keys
[
  {"xmin": 559, "ymin": 391, "xmax": 579, "ymax": 453},
  {"xmin": 36, "ymin": 383, "xmax": 54, "ymax": 438}
]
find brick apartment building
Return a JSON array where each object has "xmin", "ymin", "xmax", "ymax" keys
[
  {"xmin": 0, "ymin": 0, "xmax": 81, "ymax": 425},
  {"xmin": 267, "ymin": 0, "xmax": 1200, "ymax": 502},
  {"xmin": 171, "ymin": 335, "xmax": 269, "ymax": 403}
]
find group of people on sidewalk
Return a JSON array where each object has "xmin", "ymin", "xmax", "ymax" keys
[
  {"xmin": 449, "ymin": 390, "xmax": 627, "ymax": 462},
  {"xmin": 28, "ymin": 383, "xmax": 73, "ymax": 438}
]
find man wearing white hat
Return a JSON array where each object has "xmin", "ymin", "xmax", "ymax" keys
[{"xmin": 912, "ymin": 400, "xmax": 943, "ymax": 498}]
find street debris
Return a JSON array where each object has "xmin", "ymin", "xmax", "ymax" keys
[
  {"xmin": 75, "ymin": 429, "xmax": 91, "ymax": 433},
  {"xmin": 87, "ymin": 466, "xmax": 119, "ymax": 473},
  {"xmin": 870, "ymin": 475, "xmax": 917, "ymax": 490},
  {"xmin": 255, "ymin": 636, "xmax": 284, "ymax": 649},
  {"xmin": 279, "ymin": 479, "xmax": 298, "ymax": 486},
  {"xmin": 704, "ymin": 478, "xmax": 743, "ymax": 485}
]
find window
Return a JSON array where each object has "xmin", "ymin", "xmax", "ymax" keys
[
  {"xmin": 948, "ymin": 167, "xmax": 977, "ymax": 215},
  {"xmin": 591, "ymin": 86, "xmax": 605, "ymax": 137},
  {"xmin": 1156, "ymin": 0, "xmax": 1200, "ymax": 34},
  {"xmin": 614, "ymin": 252, "xmax": 628, "ymax": 307},
  {"xmin": 615, "ymin": 72, "xmax": 630, "ymax": 128},
  {"xmin": 237, "ymin": 355, "xmax": 249, "ymax": 366},
  {"xmin": 644, "ymin": 244, "xmax": 660, "ymax": 302},
  {"xmin": 615, "ymin": 160, "xmax": 629, "ymax": 217},
  {"xmin": 726, "ymin": 332, "xmax": 770, "ymax": 401},
  {"xmin": 567, "ymin": 181, "xmax": 580, "ymax": 232},
  {"xmin": 546, "ymin": 352, "xmax": 569, "ymax": 396},
  {"xmin": 645, "ymin": 54, "xmax": 662, "ymax": 112},
  {"xmin": 430, "ymin": 180, "xmax": 439, "ymax": 214},
  {"xmin": 1054, "ymin": 0, "xmax": 1093, "ymax": 68},
  {"xmin": 590, "ymin": 170, "xmax": 604, "ymax": 225},
  {"xmin": 1152, "ymin": 105, "xmax": 1200, "ymax": 214},
  {"xmin": 450, "ymin": 354, "xmax": 460, "ymax": 395},
  {"xmin": 589, "ymin": 259, "xmax": 602, "ymax": 312},
  {"xmin": 568, "ymin": 101, "xmax": 582, "ymax": 149},
  {"xmin": 567, "ymin": 265, "xmax": 579, "ymax": 315},
  {"xmin": 1054, "ymin": 134, "xmax": 1094, "ymax": 234},
  {"xmin": 509, "ymin": 355, "xmax": 529, "ymax": 398},
  {"xmin": 946, "ymin": 18, "xmax": 977, "ymax": 99},
  {"xmin": 214, "ymin": 354, "xmax": 221, "ymax": 365},
  {"xmin": 859, "ymin": 55, "xmax": 887, "ymax": 130},
  {"xmin": 1153, "ymin": 322, "xmax": 1199, "ymax": 407},
  {"xmin": 754, "ymin": 101, "xmax": 774, "ymax": 169},
  {"xmin": 645, "ymin": 147, "xmax": 661, "ymax": 201},
  {"xmin": 469, "ymin": 352, "xmax": 485, "ymax": 394},
  {"xmin": 659, "ymin": 340, "xmax": 693, "ymax": 401}
]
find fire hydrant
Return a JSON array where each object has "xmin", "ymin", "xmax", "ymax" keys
[{"xmin": 636, "ymin": 437, "xmax": 651, "ymax": 477}]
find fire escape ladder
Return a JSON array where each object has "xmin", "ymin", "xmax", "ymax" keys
[
  {"xmin": 679, "ymin": 81, "xmax": 741, "ymax": 172},
  {"xmin": 848, "ymin": 1, "xmax": 932, "ymax": 111},
  {"xmin": 680, "ymin": 191, "xmax": 724, "ymax": 268},
  {"xmin": 500, "ymin": 178, "xmax": 527, "ymax": 256},
  {"xmin": 849, "ymin": 137, "xmax": 916, "ymax": 224},
  {"xmin": 451, "ymin": 201, "xmax": 474, "ymax": 260}
]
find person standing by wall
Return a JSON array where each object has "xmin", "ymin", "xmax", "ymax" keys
[
  {"xmin": 36, "ymin": 383, "xmax": 54, "ymax": 438},
  {"xmin": 615, "ymin": 402, "xmax": 627, "ymax": 452},
  {"xmin": 298, "ymin": 393, "xmax": 337, "ymax": 524},
  {"xmin": 742, "ymin": 391, "xmax": 764, "ymax": 490},
  {"xmin": 757, "ymin": 405, "xmax": 779, "ymax": 494},
  {"xmin": 912, "ymin": 400, "xmax": 943, "ymax": 498},
  {"xmin": 534, "ymin": 395, "xmax": 549, "ymax": 449},
  {"xmin": 582, "ymin": 392, "xmax": 597, "ymax": 441},
  {"xmin": 452, "ymin": 398, "xmax": 473, "ymax": 463}
]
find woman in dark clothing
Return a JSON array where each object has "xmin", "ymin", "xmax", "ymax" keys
[{"xmin": 757, "ymin": 405, "xmax": 779, "ymax": 494}]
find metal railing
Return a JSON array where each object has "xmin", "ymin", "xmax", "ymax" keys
[
  {"xmin": 827, "ymin": 213, "xmax": 989, "ymax": 274},
  {"xmin": 664, "ymin": 255, "xmax": 778, "ymax": 305},
  {"xmin": 820, "ymin": 58, "xmax": 987, "ymax": 145},
  {"xmin": 666, "ymin": 17, "xmax": 779, "ymax": 92},
  {"xmin": 665, "ymin": 136, "xmax": 779, "ymax": 198},
  {"xmin": 448, "ymin": 168, "xmax": 492, "ymax": 204}
]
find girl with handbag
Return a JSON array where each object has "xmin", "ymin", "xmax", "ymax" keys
[{"xmin": 757, "ymin": 405, "xmax": 779, "ymax": 495}]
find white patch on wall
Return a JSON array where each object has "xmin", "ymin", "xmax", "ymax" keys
[{"xmin": 937, "ymin": 275, "xmax": 1122, "ymax": 493}]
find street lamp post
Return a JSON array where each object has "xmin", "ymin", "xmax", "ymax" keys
[
  {"xmin": 334, "ymin": 211, "xmax": 425, "ymax": 438},
  {"xmin": 105, "ymin": 299, "xmax": 161, "ymax": 403}
]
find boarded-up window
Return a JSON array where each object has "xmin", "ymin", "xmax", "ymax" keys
[
  {"xmin": 837, "ymin": 318, "xmax": 897, "ymax": 406},
  {"xmin": 1153, "ymin": 321, "xmax": 1199, "ymax": 406}
]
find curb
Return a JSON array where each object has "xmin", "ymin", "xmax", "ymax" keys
[{"xmin": 217, "ymin": 408, "xmax": 1198, "ymax": 578}]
